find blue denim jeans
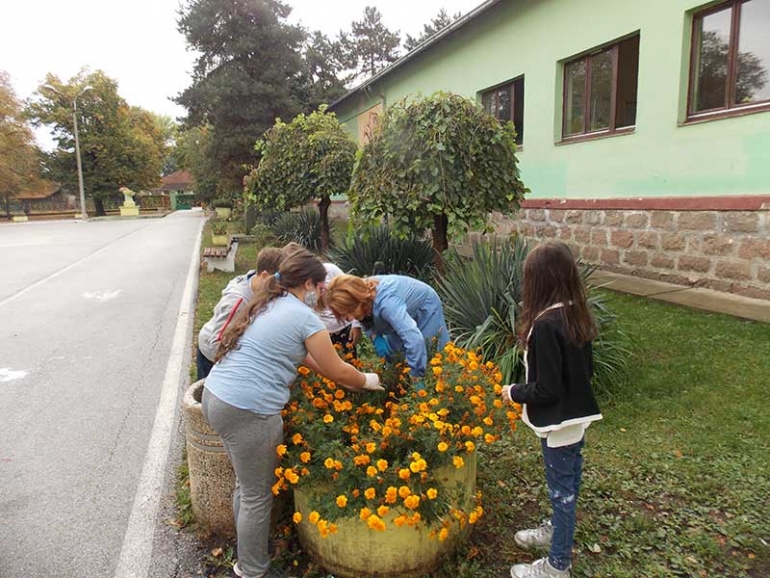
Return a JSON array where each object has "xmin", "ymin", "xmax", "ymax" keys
[
  {"xmin": 541, "ymin": 437, "xmax": 584, "ymax": 571},
  {"xmin": 196, "ymin": 347, "xmax": 214, "ymax": 381}
]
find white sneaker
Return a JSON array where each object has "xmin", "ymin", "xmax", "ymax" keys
[
  {"xmin": 510, "ymin": 557, "xmax": 570, "ymax": 578},
  {"xmin": 233, "ymin": 561, "xmax": 244, "ymax": 577},
  {"xmin": 514, "ymin": 520, "xmax": 553, "ymax": 549}
]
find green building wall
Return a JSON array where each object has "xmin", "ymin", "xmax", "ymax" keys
[{"xmin": 334, "ymin": 0, "xmax": 770, "ymax": 201}]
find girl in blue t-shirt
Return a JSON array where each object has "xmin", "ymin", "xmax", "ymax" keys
[{"xmin": 202, "ymin": 247, "xmax": 382, "ymax": 578}]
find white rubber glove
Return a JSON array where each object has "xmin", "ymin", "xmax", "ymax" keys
[{"xmin": 362, "ymin": 373, "xmax": 384, "ymax": 391}]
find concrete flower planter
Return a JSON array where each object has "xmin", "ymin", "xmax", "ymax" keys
[{"xmin": 182, "ymin": 380, "xmax": 235, "ymax": 538}]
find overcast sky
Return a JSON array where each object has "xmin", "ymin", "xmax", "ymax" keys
[{"xmin": 0, "ymin": 0, "xmax": 482, "ymax": 148}]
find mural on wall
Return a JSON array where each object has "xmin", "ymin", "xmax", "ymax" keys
[{"xmin": 357, "ymin": 103, "xmax": 383, "ymax": 144}]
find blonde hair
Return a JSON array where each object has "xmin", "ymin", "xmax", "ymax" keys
[{"xmin": 326, "ymin": 274, "xmax": 379, "ymax": 318}]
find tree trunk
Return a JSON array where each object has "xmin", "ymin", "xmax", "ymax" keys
[
  {"xmin": 318, "ymin": 195, "xmax": 331, "ymax": 253},
  {"xmin": 94, "ymin": 197, "xmax": 106, "ymax": 217},
  {"xmin": 432, "ymin": 213, "xmax": 449, "ymax": 273}
]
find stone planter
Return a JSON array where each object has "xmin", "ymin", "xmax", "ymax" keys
[
  {"xmin": 293, "ymin": 453, "xmax": 477, "ymax": 578},
  {"xmin": 182, "ymin": 380, "xmax": 235, "ymax": 538}
]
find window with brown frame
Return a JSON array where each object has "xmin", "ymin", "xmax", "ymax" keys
[
  {"xmin": 481, "ymin": 77, "xmax": 524, "ymax": 145},
  {"xmin": 562, "ymin": 34, "xmax": 640, "ymax": 140},
  {"xmin": 689, "ymin": 0, "xmax": 770, "ymax": 118}
]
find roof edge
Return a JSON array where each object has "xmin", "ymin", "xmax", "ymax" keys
[{"xmin": 330, "ymin": 0, "xmax": 503, "ymax": 111}]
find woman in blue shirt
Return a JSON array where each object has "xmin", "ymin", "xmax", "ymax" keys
[
  {"xmin": 203, "ymin": 248, "xmax": 382, "ymax": 578},
  {"xmin": 325, "ymin": 274, "xmax": 449, "ymax": 380}
]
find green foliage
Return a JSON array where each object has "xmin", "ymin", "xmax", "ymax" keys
[
  {"xmin": 271, "ymin": 209, "xmax": 332, "ymax": 254},
  {"xmin": 435, "ymin": 237, "xmax": 631, "ymax": 394},
  {"xmin": 328, "ymin": 223, "xmax": 436, "ymax": 282},
  {"xmin": 349, "ymin": 92, "xmax": 527, "ymax": 253},
  {"xmin": 404, "ymin": 8, "xmax": 461, "ymax": 52},
  {"xmin": 0, "ymin": 71, "xmax": 42, "ymax": 218},
  {"xmin": 28, "ymin": 70, "xmax": 167, "ymax": 215},
  {"xmin": 245, "ymin": 106, "xmax": 356, "ymax": 250},
  {"xmin": 209, "ymin": 217, "xmax": 228, "ymax": 235},
  {"xmin": 175, "ymin": 124, "xmax": 218, "ymax": 201},
  {"xmin": 176, "ymin": 0, "xmax": 307, "ymax": 193},
  {"xmin": 213, "ymin": 197, "xmax": 232, "ymax": 209},
  {"xmin": 339, "ymin": 6, "xmax": 401, "ymax": 82}
]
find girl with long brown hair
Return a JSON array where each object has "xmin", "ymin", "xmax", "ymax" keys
[
  {"xmin": 502, "ymin": 241, "xmax": 602, "ymax": 578},
  {"xmin": 202, "ymin": 246, "xmax": 382, "ymax": 578}
]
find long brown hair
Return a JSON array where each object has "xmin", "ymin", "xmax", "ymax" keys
[
  {"xmin": 326, "ymin": 274, "xmax": 379, "ymax": 319},
  {"xmin": 216, "ymin": 246, "xmax": 326, "ymax": 361},
  {"xmin": 518, "ymin": 241, "xmax": 597, "ymax": 345}
]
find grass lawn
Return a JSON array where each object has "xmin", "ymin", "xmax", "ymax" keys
[{"xmin": 187, "ymin": 230, "xmax": 770, "ymax": 577}]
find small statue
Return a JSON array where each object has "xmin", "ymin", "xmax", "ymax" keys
[{"xmin": 119, "ymin": 186, "xmax": 136, "ymax": 207}]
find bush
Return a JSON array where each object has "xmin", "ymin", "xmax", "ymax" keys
[
  {"xmin": 435, "ymin": 236, "xmax": 631, "ymax": 396},
  {"xmin": 328, "ymin": 223, "xmax": 436, "ymax": 282},
  {"xmin": 272, "ymin": 209, "xmax": 332, "ymax": 254},
  {"xmin": 213, "ymin": 197, "xmax": 233, "ymax": 209},
  {"xmin": 209, "ymin": 217, "xmax": 228, "ymax": 235}
]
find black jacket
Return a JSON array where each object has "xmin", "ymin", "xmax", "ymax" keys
[{"xmin": 510, "ymin": 310, "xmax": 602, "ymax": 431}]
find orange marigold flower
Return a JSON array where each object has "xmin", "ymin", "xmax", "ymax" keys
[
  {"xmin": 404, "ymin": 495, "xmax": 420, "ymax": 509},
  {"xmin": 367, "ymin": 514, "xmax": 386, "ymax": 531},
  {"xmin": 300, "ymin": 451, "xmax": 311, "ymax": 463},
  {"xmin": 297, "ymin": 366, "xmax": 310, "ymax": 376},
  {"xmin": 398, "ymin": 468, "xmax": 410, "ymax": 480},
  {"xmin": 366, "ymin": 466, "xmax": 378, "ymax": 477},
  {"xmin": 394, "ymin": 515, "xmax": 407, "ymax": 527},
  {"xmin": 437, "ymin": 442, "xmax": 449, "ymax": 452},
  {"xmin": 438, "ymin": 527, "xmax": 449, "ymax": 541},
  {"xmin": 291, "ymin": 433, "xmax": 303, "ymax": 445},
  {"xmin": 336, "ymin": 495, "xmax": 348, "ymax": 508},
  {"xmin": 385, "ymin": 487, "xmax": 398, "ymax": 504},
  {"xmin": 366, "ymin": 442, "xmax": 377, "ymax": 453},
  {"xmin": 308, "ymin": 511, "xmax": 320, "ymax": 524},
  {"xmin": 276, "ymin": 444, "xmax": 287, "ymax": 457},
  {"xmin": 292, "ymin": 512, "xmax": 302, "ymax": 524},
  {"xmin": 398, "ymin": 485, "xmax": 411, "ymax": 499},
  {"xmin": 432, "ymin": 366, "xmax": 442, "ymax": 376},
  {"xmin": 376, "ymin": 459, "xmax": 388, "ymax": 472},
  {"xmin": 465, "ymin": 441, "xmax": 476, "ymax": 452},
  {"xmin": 323, "ymin": 414, "xmax": 334, "ymax": 424},
  {"xmin": 364, "ymin": 487, "xmax": 376, "ymax": 500},
  {"xmin": 359, "ymin": 507, "xmax": 372, "ymax": 521},
  {"xmin": 377, "ymin": 505, "xmax": 390, "ymax": 517},
  {"xmin": 324, "ymin": 458, "xmax": 335, "ymax": 469},
  {"xmin": 453, "ymin": 456, "xmax": 465, "ymax": 469},
  {"xmin": 426, "ymin": 488, "xmax": 438, "ymax": 500},
  {"xmin": 285, "ymin": 468, "xmax": 299, "ymax": 484}
]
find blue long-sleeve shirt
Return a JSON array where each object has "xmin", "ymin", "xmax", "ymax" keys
[{"xmin": 369, "ymin": 275, "xmax": 449, "ymax": 377}]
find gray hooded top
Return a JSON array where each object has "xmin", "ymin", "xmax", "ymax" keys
[{"xmin": 197, "ymin": 270, "xmax": 256, "ymax": 362}]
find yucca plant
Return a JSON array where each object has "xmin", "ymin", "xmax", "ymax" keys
[
  {"xmin": 436, "ymin": 236, "xmax": 630, "ymax": 396},
  {"xmin": 272, "ymin": 209, "xmax": 334, "ymax": 254},
  {"xmin": 328, "ymin": 223, "xmax": 436, "ymax": 282}
]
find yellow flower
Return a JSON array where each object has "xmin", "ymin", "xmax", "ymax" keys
[
  {"xmin": 291, "ymin": 433, "xmax": 303, "ymax": 445},
  {"xmin": 404, "ymin": 495, "xmax": 420, "ymax": 509},
  {"xmin": 364, "ymin": 487, "xmax": 376, "ymax": 500},
  {"xmin": 437, "ymin": 442, "xmax": 449, "ymax": 452},
  {"xmin": 398, "ymin": 468, "xmax": 410, "ymax": 481},
  {"xmin": 385, "ymin": 487, "xmax": 398, "ymax": 504},
  {"xmin": 366, "ymin": 465, "xmax": 378, "ymax": 477},
  {"xmin": 367, "ymin": 514, "xmax": 386, "ymax": 531},
  {"xmin": 359, "ymin": 507, "xmax": 372, "ymax": 521},
  {"xmin": 432, "ymin": 366, "xmax": 442, "ymax": 376},
  {"xmin": 285, "ymin": 468, "xmax": 299, "ymax": 484},
  {"xmin": 426, "ymin": 488, "xmax": 438, "ymax": 500},
  {"xmin": 308, "ymin": 511, "xmax": 320, "ymax": 524},
  {"xmin": 298, "ymin": 366, "xmax": 310, "ymax": 376},
  {"xmin": 365, "ymin": 442, "xmax": 377, "ymax": 453},
  {"xmin": 438, "ymin": 527, "xmax": 449, "ymax": 541},
  {"xmin": 376, "ymin": 459, "xmax": 388, "ymax": 472},
  {"xmin": 394, "ymin": 515, "xmax": 407, "ymax": 527},
  {"xmin": 300, "ymin": 451, "xmax": 311, "ymax": 463},
  {"xmin": 324, "ymin": 458, "xmax": 335, "ymax": 469},
  {"xmin": 377, "ymin": 505, "xmax": 390, "ymax": 517},
  {"xmin": 292, "ymin": 512, "xmax": 302, "ymax": 524},
  {"xmin": 465, "ymin": 441, "xmax": 476, "ymax": 452},
  {"xmin": 276, "ymin": 444, "xmax": 287, "ymax": 457},
  {"xmin": 453, "ymin": 456, "xmax": 465, "ymax": 469},
  {"xmin": 323, "ymin": 414, "xmax": 334, "ymax": 424},
  {"xmin": 336, "ymin": 495, "xmax": 348, "ymax": 508},
  {"xmin": 398, "ymin": 485, "xmax": 411, "ymax": 499}
]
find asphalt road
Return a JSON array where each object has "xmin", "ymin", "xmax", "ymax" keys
[{"xmin": 0, "ymin": 211, "xmax": 204, "ymax": 578}]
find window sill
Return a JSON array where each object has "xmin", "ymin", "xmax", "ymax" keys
[
  {"xmin": 556, "ymin": 127, "xmax": 635, "ymax": 146},
  {"xmin": 681, "ymin": 102, "xmax": 770, "ymax": 126}
]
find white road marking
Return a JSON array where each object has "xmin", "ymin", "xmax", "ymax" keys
[
  {"xmin": 0, "ymin": 368, "xmax": 28, "ymax": 382},
  {"xmin": 82, "ymin": 289, "xmax": 124, "ymax": 302},
  {"xmin": 113, "ymin": 221, "xmax": 202, "ymax": 578}
]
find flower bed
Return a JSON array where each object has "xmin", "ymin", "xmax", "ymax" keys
[{"xmin": 274, "ymin": 343, "xmax": 520, "ymax": 546}]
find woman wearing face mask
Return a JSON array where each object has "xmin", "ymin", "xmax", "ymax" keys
[{"xmin": 202, "ymin": 247, "xmax": 382, "ymax": 578}]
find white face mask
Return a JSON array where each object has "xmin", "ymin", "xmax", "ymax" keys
[{"xmin": 304, "ymin": 289, "xmax": 319, "ymax": 309}]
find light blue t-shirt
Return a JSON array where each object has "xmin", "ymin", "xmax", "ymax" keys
[{"xmin": 204, "ymin": 293, "xmax": 326, "ymax": 414}]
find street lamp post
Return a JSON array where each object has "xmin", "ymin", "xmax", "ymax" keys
[{"xmin": 43, "ymin": 84, "xmax": 92, "ymax": 220}]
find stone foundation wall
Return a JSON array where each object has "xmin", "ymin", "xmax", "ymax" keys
[{"xmin": 493, "ymin": 207, "xmax": 770, "ymax": 300}]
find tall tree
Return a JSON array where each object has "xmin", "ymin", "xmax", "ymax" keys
[
  {"xmin": 28, "ymin": 70, "xmax": 167, "ymax": 216},
  {"xmin": 175, "ymin": 124, "xmax": 219, "ymax": 201},
  {"xmin": 349, "ymin": 92, "xmax": 527, "ymax": 260},
  {"xmin": 342, "ymin": 6, "xmax": 401, "ymax": 82},
  {"xmin": 176, "ymin": 0, "xmax": 307, "ymax": 195},
  {"xmin": 245, "ymin": 106, "xmax": 357, "ymax": 251},
  {"xmin": 299, "ymin": 31, "xmax": 349, "ymax": 108},
  {"xmin": 404, "ymin": 9, "xmax": 461, "ymax": 52},
  {"xmin": 0, "ymin": 71, "xmax": 42, "ymax": 220}
]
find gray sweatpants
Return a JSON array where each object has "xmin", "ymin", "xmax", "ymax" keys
[{"xmin": 202, "ymin": 387, "xmax": 283, "ymax": 578}]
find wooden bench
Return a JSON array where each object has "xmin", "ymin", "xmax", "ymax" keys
[{"xmin": 203, "ymin": 238, "xmax": 239, "ymax": 273}]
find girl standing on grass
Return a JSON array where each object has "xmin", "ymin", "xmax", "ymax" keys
[
  {"xmin": 502, "ymin": 241, "xmax": 602, "ymax": 578},
  {"xmin": 202, "ymin": 247, "xmax": 383, "ymax": 578}
]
